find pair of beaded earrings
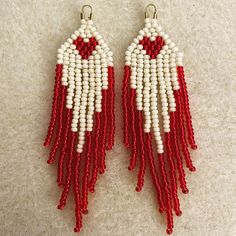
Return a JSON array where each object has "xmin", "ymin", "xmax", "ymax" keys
[{"xmin": 44, "ymin": 4, "xmax": 197, "ymax": 234}]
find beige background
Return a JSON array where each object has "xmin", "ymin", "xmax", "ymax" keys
[{"xmin": 0, "ymin": 0, "xmax": 236, "ymax": 235}]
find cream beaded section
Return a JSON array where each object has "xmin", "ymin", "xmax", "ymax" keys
[
  {"xmin": 125, "ymin": 17, "xmax": 185, "ymax": 154},
  {"xmin": 55, "ymin": 19, "xmax": 113, "ymax": 153}
]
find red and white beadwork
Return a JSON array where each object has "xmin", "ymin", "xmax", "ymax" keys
[
  {"xmin": 122, "ymin": 13, "xmax": 197, "ymax": 235},
  {"xmin": 44, "ymin": 9, "xmax": 115, "ymax": 233}
]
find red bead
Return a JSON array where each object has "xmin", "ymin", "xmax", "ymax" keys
[
  {"xmin": 139, "ymin": 36, "xmax": 165, "ymax": 59},
  {"xmin": 182, "ymin": 188, "xmax": 189, "ymax": 194},
  {"xmin": 176, "ymin": 210, "xmax": 182, "ymax": 216},
  {"xmin": 74, "ymin": 227, "xmax": 81, "ymax": 233},
  {"xmin": 82, "ymin": 209, "xmax": 88, "ymax": 215},
  {"xmin": 135, "ymin": 186, "xmax": 141, "ymax": 192},
  {"xmin": 73, "ymin": 36, "xmax": 98, "ymax": 59},
  {"xmin": 166, "ymin": 228, "xmax": 173, "ymax": 234},
  {"xmin": 159, "ymin": 208, "xmax": 164, "ymax": 213},
  {"xmin": 57, "ymin": 204, "xmax": 64, "ymax": 210}
]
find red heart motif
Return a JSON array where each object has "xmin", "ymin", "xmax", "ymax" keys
[
  {"xmin": 139, "ymin": 36, "xmax": 165, "ymax": 59},
  {"xmin": 73, "ymin": 36, "xmax": 98, "ymax": 60}
]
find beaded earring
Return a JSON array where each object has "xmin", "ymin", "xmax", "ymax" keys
[
  {"xmin": 43, "ymin": 5, "xmax": 115, "ymax": 232},
  {"xmin": 122, "ymin": 4, "xmax": 197, "ymax": 234}
]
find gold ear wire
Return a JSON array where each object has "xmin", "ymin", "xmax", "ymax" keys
[
  {"xmin": 145, "ymin": 3, "xmax": 158, "ymax": 19},
  {"xmin": 81, "ymin": 5, "xmax": 93, "ymax": 20}
]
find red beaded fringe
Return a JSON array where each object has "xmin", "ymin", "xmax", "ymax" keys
[
  {"xmin": 177, "ymin": 66, "xmax": 197, "ymax": 150},
  {"xmin": 122, "ymin": 65, "xmax": 197, "ymax": 234},
  {"xmin": 122, "ymin": 66, "xmax": 131, "ymax": 148},
  {"xmin": 44, "ymin": 64, "xmax": 63, "ymax": 147},
  {"xmin": 106, "ymin": 66, "xmax": 115, "ymax": 150},
  {"xmin": 44, "ymin": 65, "xmax": 115, "ymax": 232}
]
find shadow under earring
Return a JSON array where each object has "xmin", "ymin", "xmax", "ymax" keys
[
  {"xmin": 122, "ymin": 4, "xmax": 197, "ymax": 234},
  {"xmin": 43, "ymin": 5, "xmax": 115, "ymax": 232}
]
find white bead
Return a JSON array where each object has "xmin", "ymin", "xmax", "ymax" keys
[
  {"xmin": 156, "ymin": 26, "xmax": 162, "ymax": 32},
  {"xmin": 152, "ymin": 32, "xmax": 158, "ymax": 38},
  {"xmin": 137, "ymin": 35, "xmax": 143, "ymax": 41},
  {"xmin": 139, "ymin": 30, "xmax": 145, "ymax": 36},
  {"xmin": 160, "ymin": 50, "xmax": 166, "ymax": 55},
  {"xmin": 81, "ymin": 19, "xmax": 86, "ymax": 24},
  {"xmin": 150, "ymin": 28, "xmax": 155, "ymax": 33},
  {"xmin": 71, "ymin": 63, "xmax": 76, "ymax": 68},
  {"xmin": 88, "ymin": 20, "xmax": 93, "ymax": 25},
  {"xmin": 78, "ymin": 28, "xmax": 84, "ymax": 34},
  {"xmin": 125, "ymin": 51, "xmax": 132, "ymax": 56},
  {"xmin": 61, "ymin": 45, "xmax": 67, "ymax": 51},
  {"xmin": 169, "ymin": 62, "xmax": 175, "ymax": 68},
  {"xmin": 127, "ymin": 46, "xmax": 134, "ymax": 52},
  {"xmin": 133, "ymin": 38, "xmax": 139, "ymax": 44},
  {"xmin": 125, "ymin": 61, "xmax": 131, "ymax": 66},
  {"xmin": 143, "ymin": 27, "xmax": 149, "ymax": 33},
  {"xmin": 163, "ymin": 45, "xmax": 169, "ymax": 51},
  {"xmin": 74, "ymin": 30, "xmax": 80, "ymax": 36},
  {"xmin": 67, "ymin": 38, "xmax": 73, "ymax": 44},
  {"xmin": 137, "ymin": 45, "xmax": 143, "ymax": 50},
  {"xmin": 67, "ymin": 48, "xmax": 73, "ymax": 54},
  {"xmin": 108, "ymin": 51, "xmax": 113, "ymax": 57},
  {"xmin": 158, "ymin": 31, "xmax": 164, "ymax": 37},
  {"xmin": 64, "ymin": 42, "xmax": 70, "ymax": 48},
  {"xmin": 71, "ymin": 34, "xmax": 77, "ymax": 40},
  {"xmin": 150, "ymin": 36, "xmax": 156, "ymax": 41},
  {"xmin": 96, "ymin": 35, "xmax": 102, "ymax": 40},
  {"xmin": 57, "ymin": 48, "xmax": 64, "ymax": 54},
  {"xmin": 66, "ymin": 103, "xmax": 73, "ymax": 108},
  {"xmin": 98, "ymin": 39, "xmax": 105, "ymax": 45},
  {"xmin": 152, "ymin": 19, "xmax": 157, "ymax": 24},
  {"xmin": 144, "ymin": 18, "xmax": 151, "ymax": 23},
  {"xmin": 81, "ymin": 33, "xmax": 86, "ymax": 38}
]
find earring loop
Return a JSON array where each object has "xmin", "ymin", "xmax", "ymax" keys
[
  {"xmin": 145, "ymin": 3, "xmax": 158, "ymax": 19},
  {"xmin": 81, "ymin": 5, "xmax": 93, "ymax": 20}
]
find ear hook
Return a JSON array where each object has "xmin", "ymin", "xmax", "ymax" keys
[
  {"xmin": 81, "ymin": 5, "xmax": 93, "ymax": 20},
  {"xmin": 145, "ymin": 3, "xmax": 158, "ymax": 19}
]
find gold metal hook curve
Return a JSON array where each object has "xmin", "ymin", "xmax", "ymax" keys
[
  {"xmin": 81, "ymin": 5, "xmax": 93, "ymax": 20},
  {"xmin": 145, "ymin": 3, "xmax": 157, "ymax": 19}
]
